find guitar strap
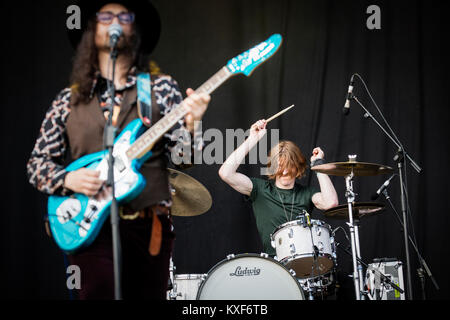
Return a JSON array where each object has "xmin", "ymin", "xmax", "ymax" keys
[
  {"xmin": 137, "ymin": 73, "xmax": 164, "ymax": 255},
  {"xmin": 136, "ymin": 73, "xmax": 153, "ymax": 127}
]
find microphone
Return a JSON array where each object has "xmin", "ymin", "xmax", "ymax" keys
[
  {"xmin": 108, "ymin": 23, "xmax": 123, "ymax": 49},
  {"xmin": 371, "ymin": 174, "xmax": 396, "ymax": 200},
  {"xmin": 343, "ymin": 74, "xmax": 355, "ymax": 115}
]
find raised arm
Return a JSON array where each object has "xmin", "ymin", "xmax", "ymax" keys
[
  {"xmin": 219, "ymin": 120, "xmax": 267, "ymax": 196},
  {"xmin": 310, "ymin": 147, "xmax": 339, "ymax": 210}
]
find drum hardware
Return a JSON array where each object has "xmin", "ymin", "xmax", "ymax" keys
[
  {"xmin": 167, "ymin": 256, "xmax": 208, "ymax": 300},
  {"xmin": 167, "ymin": 256, "xmax": 176, "ymax": 299},
  {"xmin": 331, "ymin": 227, "xmax": 350, "ymax": 249},
  {"xmin": 344, "ymin": 163, "xmax": 364, "ymax": 301},
  {"xmin": 296, "ymin": 266, "xmax": 337, "ymax": 300},
  {"xmin": 293, "ymin": 211, "xmax": 309, "ymax": 228},
  {"xmin": 304, "ymin": 211, "xmax": 322, "ymax": 300},
  {"xmin": 168, "ymin": 273, "xmax": 206, "ymax": 300},
  {"xmin": 306, "ymin": 278, "xmax": 316, "ymax": 301},
  {"xmin": 312, "ymin": 156, "xmax": 395, "ymax": 300},
  {"xmin": 167, "ymin": 168, "xmax": 212, "ymax": 217}
]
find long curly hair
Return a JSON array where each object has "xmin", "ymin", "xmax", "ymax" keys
[{"xmin": 69, "ymin": 16, "xmax": 159, "ymax": 105}]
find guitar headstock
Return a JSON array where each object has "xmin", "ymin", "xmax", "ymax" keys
[{"xmin": 226, "ymin": 34, "xmax": 283, "ymax": 77}]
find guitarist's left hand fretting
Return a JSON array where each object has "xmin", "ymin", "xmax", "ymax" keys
[{"xmin": 184, "ymin": 88, "xmax": 211, "ymax": 133}]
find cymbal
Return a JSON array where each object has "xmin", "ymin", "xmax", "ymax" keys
[
  {"xmin": 168, "ymin": 168, "xmax": 212, "ymax": 217},
  {"xmin": 311, "ymin": 161, "xmax": 394, "ymax": 176},
  {"xmin": 322, "ymin": 202, "xmax": 385, "ymax": 219}
]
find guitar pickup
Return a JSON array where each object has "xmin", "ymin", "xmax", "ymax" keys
[{"xmin": 114, "ymin": 156, "xmax": 126, "ymax": 173}]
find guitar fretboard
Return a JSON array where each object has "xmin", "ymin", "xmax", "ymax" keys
[{"xmin": 126, "ymin": 66, "xmax": 232, "ymax": 160}]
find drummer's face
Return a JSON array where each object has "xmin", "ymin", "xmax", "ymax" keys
[{"xmin": 276, "ymin": 168, "xmax": 296, "ymax": 188}]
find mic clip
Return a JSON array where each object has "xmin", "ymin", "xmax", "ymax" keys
[
  {"xmin": 305, "ymin": 212, "xmax": 311, "ymax": 228},
  {"xmin": 348, "ymin": 91, "xmax": 354, "ymax": 101}
]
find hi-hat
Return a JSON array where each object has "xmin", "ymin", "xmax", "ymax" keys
[
  {"xmin": 168, "ymin": 168, "xmax": 212, "ymax": 217},
  {"xmin": 311, "ymin": 161, "xmax": 394, "ymax": 176},
  {"xmin": 323, "ymin": 202, "xmax": 385, "ymax": 219}
]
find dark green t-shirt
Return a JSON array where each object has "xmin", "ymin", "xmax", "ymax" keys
[{"xmin": 248, "ymin": 177, "xmax": 318, "ymax": 256}]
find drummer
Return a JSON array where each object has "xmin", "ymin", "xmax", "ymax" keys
[{"xmin": 218, "ymin": 119, "xmax": 339, "ymax": 256}]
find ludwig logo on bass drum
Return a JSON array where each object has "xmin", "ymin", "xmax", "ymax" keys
[{"xmin": 229, "ymin": 266, "xmax": 261, "ymax": 277}]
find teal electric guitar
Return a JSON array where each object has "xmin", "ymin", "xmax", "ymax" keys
[{"xmin": 48, "ymin": 34, "xmax": 283, "ymax": 253}]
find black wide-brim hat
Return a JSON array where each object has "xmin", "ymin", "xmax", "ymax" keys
[{"xmin": 67, "ymin": 0, "xmax": 161, "ymax": 54}]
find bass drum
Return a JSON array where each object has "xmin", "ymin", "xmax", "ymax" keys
[{"xmin": 197, "ymin": 253, "xmax": 305, "ymax": 300}]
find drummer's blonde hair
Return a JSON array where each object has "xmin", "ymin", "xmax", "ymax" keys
[{"xmin": 267, "ymin": 141, "xmax": 307, "ymax": 180}]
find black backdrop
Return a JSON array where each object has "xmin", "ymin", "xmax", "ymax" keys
[{"xmin": 1, "ymin": 0, "xmax": 449, "ymax": 300}]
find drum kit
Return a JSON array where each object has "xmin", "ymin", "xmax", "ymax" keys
[{"xmin": 166, "ymin": 156, "xmax": 403, "ymax": 300}]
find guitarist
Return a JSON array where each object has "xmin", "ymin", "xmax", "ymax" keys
[{"xmin": 26, "ymin": 0, "xmax": 210, "ymax": 299}]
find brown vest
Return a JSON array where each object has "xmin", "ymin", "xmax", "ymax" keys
[{"xmin": 66, "ymin": 82, "xmax": 171, "ymax": 211}]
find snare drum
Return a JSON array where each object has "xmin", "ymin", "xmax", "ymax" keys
[
  {"xmin": 167, "ymin": 274, "xmax": 206, "ymax": 300},
  {"xmin": 271, "ymin": 219, "xmax": 336, "ymax": 278},
  {"xmin": 197, "ymin": 253, "xmax": 305, "ymax": 300}
]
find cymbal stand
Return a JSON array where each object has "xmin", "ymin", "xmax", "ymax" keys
[
  {"xmin": 353, "ymin": 215, "xmax": 365, "ymax": 298},
  {"xmin": 344, "ymin": 158, "xmax": 365, "ymax": 300}
]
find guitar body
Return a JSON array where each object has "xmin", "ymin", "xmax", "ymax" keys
[{"xmin": 48, "ymin": 119, "xmax": 151, "ymax": 253}]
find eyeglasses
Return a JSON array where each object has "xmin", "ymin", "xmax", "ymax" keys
[{"xmin": 96, "ymin": 11, "xmax": 135, "ymax": 25}]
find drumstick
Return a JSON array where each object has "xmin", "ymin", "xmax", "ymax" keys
[{"xmin": 265, "ymin": 105, "xmax": 295, "ymax": 124}]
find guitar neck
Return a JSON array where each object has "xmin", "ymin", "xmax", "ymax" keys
[{"xmin": 126, "ymin": 66, "xmax": 233, "ymax": 160}]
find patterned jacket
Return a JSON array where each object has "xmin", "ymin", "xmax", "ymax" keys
[{"xmin": 26, "ymin": 69, "xmax": 200, "ymax": 198}]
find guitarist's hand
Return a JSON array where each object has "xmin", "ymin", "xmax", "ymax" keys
[
  {"xmin": 64, "ymin": 168, "xmax": 104, "ymax": 197},
  {"xmin": 184, "ymin": 88, "xmax": 211, "ymax": 133}
]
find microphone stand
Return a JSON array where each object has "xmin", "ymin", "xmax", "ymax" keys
[
  {"xmin": 350, "ymin": 93, "xmax": 421, "ymax": 300},
  {"xmin": 381, "ymin": 188, "xmax": 440, "ymax": 299},
  {"xmin": 104, "ymin": 44, "xmax": 122, "ymax": 300}
]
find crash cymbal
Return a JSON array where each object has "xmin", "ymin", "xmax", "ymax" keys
[
  {"xmin": 311, "ymin": 161, "xmax": 394, "ymax": 176},
  {"xmin": 168, "ymin": 168, "xmax": 212, "ymax": 217},
  {"xmin": 322, "ymin": 202, "xmax": 385, "ymax": 219}
]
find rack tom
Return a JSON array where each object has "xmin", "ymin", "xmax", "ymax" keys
[{"xmin": 271, "ymin": 218, "xmax": 336, "ymax": 278}]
